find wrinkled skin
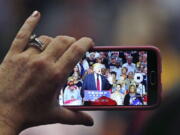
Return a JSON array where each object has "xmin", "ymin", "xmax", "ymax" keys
[{"xmin": 0, "ymin": 11, "xmax": 94, "ymax": 135}]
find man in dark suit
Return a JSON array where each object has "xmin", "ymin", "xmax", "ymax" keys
[{"xmin": 81, "ymin": 63, "xmax": 112, "ymax": 97}]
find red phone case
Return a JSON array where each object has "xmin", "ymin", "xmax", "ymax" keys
[{"xmin": 65, "ymin": 45, "xmax": 162, "ymax": 110}]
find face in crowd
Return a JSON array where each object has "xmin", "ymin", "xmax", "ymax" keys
[
  {"xmin": 129, "ymin": 85, "xmax": 136, "ymax": 94},
  {"xmin": 67, "ymin": 78, "xmax": 75, "ymax": 90},
  {"xmin": 111, "ymin": 72, "xmax": 116, "ymax": 80},
  {"xmin": 127, "ymin": 56, "xmax": 133, "ymax": 64},
  {"xmin": 74, "ymin": 65, "xmax": 79, "ymax": 72},
  {"xmin": 121, "ymin": 67, "xmax": 128, "ymax": 75},
  {"xmin": 89, "ymin": 53, "xmax": 95, "ymax": 60},
  {"xmin": 140, "ymin": 65, "xmax": 145, "ymax": 72},
  {"xmin": 93, "ymin": 64, "xmax": 102, "ymax": 74},
  {"xmin": 116, "ymin": 84, "xmax": 121, "ymax": 92},
  {"xmin": 111, "ymin": 57, "xmax": 117, "ymax": 64},
  {"xmin": 128, "ymin": 71, "xmax": 134, "ymax": 79},
  {"xmin": 96, "ymin": 58, "xmax": 102, "ymax": 63},
  {"xmin": 139, "ymin": 55, "xmax": 143, "ymax": 62},
  {"xmin": 100, "ymin": 52, "xmax": 106, "ymax": 59},
  {"xmin": 73, "ymin": 73, "xmax": 79, "ymax": 81},
  {"xmin": 142, "ymin": 54, "xmax": 147, "ymax": 62}
]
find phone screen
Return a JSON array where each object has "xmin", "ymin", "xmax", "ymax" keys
[{"xmin": 59, "ymin": 50, "xmax": 152, "ymax": 106}]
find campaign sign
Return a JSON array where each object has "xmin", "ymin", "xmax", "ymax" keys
[{"xmin": 84, "ymin": 90, "xmax": 111, "ymax": 101}]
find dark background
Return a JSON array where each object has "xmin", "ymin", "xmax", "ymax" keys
[{"xmin": 0, "ymin": 0, "xmax": 180, "ymax": 135}]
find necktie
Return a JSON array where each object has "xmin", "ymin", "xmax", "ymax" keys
[{"xmin": 97, "ymin": 74, "xmax": 101, "ymax": 91}]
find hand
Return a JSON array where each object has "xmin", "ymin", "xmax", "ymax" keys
[{"xmin": 0, "ymin": 11, "xmax": 94, "ymax": 134}]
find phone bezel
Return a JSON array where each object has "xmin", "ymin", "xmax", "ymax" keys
[{"xmin": 63, "ymin": 46, "xmax": 162, "ymax": 110}]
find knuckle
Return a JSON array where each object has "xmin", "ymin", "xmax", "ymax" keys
[
  {"xmin": 68, "ymin": 37, "xmax": 76, "ymax": 43},
  {"xmin": 38, "ymin": 35, "xmax": 52, "ymax": 44},
  {"xmin": 39, "ymin": 35, "xmax": 52, "ymax": 40},
  {"xmin": 26, "ymin": 19, "xmax": 34, "ymax": 27},
  {"xmin": 81, "ymin": 37, "xmax": 93, "ymax": 43},
  {"xmin": 29, "ymin": 56, "xmax": 49, "ymax": 68},
  {"xmin": 72, "ymin": 43, "xmax": 84, "ymax": 54},
  {"xmin": 16, "ymin": 32, "xmax": 28, "ymax": 40},
  {"xmin": 16, "ymin": 54, "xmax": 30, "ymax": 62},
  {"xmin": 51, "ymin": 68, "xmax": 67, "ymax": 82},
  {"xmin": 55, "ymin": 36, "xmax": 74, "ymax": 45},
  {"xmin": 3, "ymin": 57, "xmax": 16, "ymax": 66},
  {"xmin": 38, "ymin": 35, "xmax": 48, "ymax": 39}
]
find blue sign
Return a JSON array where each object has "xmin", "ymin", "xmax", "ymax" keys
[{"xmin": 84, "ymin": 90, "xmax": 111, "ymax": 101}]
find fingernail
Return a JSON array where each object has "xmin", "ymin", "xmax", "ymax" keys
[
  {"xmin": 85, "ymin": 120, "xmax": 94, "ymax": 126},
  {"xmin": 31, "ymin": 10, "xmax": 39, "ymax": 17},
  {"xmin": 86, "ymin": 122, "xmax": 94, "ymax": 126}
]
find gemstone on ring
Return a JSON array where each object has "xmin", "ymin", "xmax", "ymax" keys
[{"xmin": 29, "ymin": 34, "xmax": 45, "ymax": 51}]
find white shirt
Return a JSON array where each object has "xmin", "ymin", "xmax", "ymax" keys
[
  {"xmin": 136, "ymin": 83, "xmax": 146, "ymax": 96},
  {"xmin": 94, "ymin": 73, "xmax": 102, "ymax": 91},
  {"xmin": 82, "ymin": 59, "xmax": 89, "ymax": 71},
  {"xmin": 122, "ymin": 63, "xmax": 136, "ymax": 73},
  {"xmin": 111, "ymin": 92, "xmax": 125, "ymax": 105},
  {"xmin": 63, "ymin": 86, "xmax": 82, "ymax": 105}
]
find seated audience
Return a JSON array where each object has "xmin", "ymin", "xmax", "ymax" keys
[{"xmin": 124, "ymin": 85, "xmax": 143, "ymax": 105}]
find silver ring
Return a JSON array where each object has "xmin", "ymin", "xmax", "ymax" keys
[{"xmin": 29, "ymin": 34, "xmax": 45, "ymax": 51}]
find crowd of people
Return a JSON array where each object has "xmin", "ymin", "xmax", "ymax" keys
[{"xmin": 59, "ymin": 50, "xmax": 148, "ymax": 106}]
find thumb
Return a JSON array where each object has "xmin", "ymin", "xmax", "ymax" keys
[{"xmin": 50, "ymin": 107, "xmax": 94, "ymax": 126}]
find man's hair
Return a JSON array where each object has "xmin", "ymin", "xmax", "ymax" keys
[{"xmin": 110, "ymin": 71, "xmax": 117, "ymax": 76}]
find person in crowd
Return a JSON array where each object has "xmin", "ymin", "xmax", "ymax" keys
[
  {"xmin": 142, "ymin": 53, "xmax": 147, "ymax": 66},
  {"xmin": 99, "ymin": 52, "xmax": 109, "ymax": 68},
  {"xmin": 63, "ymin": 77, "xmax": 82, "ymax": 105},
  {"xmin": 118, "ymin": 80, "xmax": 127, "ymax": 95},
  {"xmin": 143, "ymin": 66, "xmax": 147, "ymax": 74},
  {"xmin": 96, "ymin": 57, "xmax": 106, "ymax": 69},
  {"xmin": 72, "ymin": 65, "xmax": 81, "ymax": 77},
  {"xmin": 110, "ymin": 84, "xmax": 125, "ymax": 105},
  {"xmin": 119, "ymin": 67, "xmax": 128, "ymax": 81},
  {"xmin": 109, "ymin": 71, "xmax": 117, "ymax": 92},
  {"xmin": 104, "ymin": 68, "xmax": 111, "ymax": 78},
  {"xmin": 136, "ymin": 55, "xmax": 144, "ymax": 70},
  {"xmin": 81, "ymin": 63, "xmax": 112, "ymax": 97},
  {"xmin": 109, "ymin": 57, "xmax": 118, "ymax": 70},
  {"xmin": 136, "ymin": 82, "xmax": 146, "ymax": 97},
  {"xmin": 124, "ymin": 85, "xmax": 143, "ymax": 105},
  {"xmin": 87, "ymin": 52, "xmax": 96, "ymax": 66},
  {"xmin": 109, "ymin": 51, "xmax": 120, "ymax": 58},
  {"xmin": 101, "ymin": 68, "xmax": 106, "ymax": 76},
  {"xmin": 137, "ymin": 53, "xmax": 147, "ymax": 70},
  {"xmin": 72, "ymin": 72, "xmax": 83, "ymax": 88},
  {"xmin": 122, "ymin": 55, "xmax": 136, "ymax": 73},
  {"xmin": 79, "ymin": 58, "xmax": 89, "ymax": 76},
  {"xmin": 125, "ymin": 71, "xmax": 136, "ymax": 89},
  {"xmin": 110, "ymin": 71, "xmax": 117, "ymax": 84},
  {"xmin": 136, "ymin": 64, "xmax": 147, "ymax": 89},
  {"xmin": 110, "ymin": 61, "xmax": 122, "ymax": 80},
  {"xmin": 138, "ymin": 64, "xmax": 146, "ymax": 73}
]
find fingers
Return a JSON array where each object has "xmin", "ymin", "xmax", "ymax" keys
[
  {"xmin": 41, "ymin": 36, "xmax": 76, "ymax": 61},
  {"xmin": 52, "ymin": 107, "xmax": 94, "ymax": 126},
  {"xmin": 56, "ymin": 37, "xmax": 94, "ymax": 74},
  {"xmin": 8, "ymin": 11, "xmax": 41, "ymax": 55},
  {"xmin": 24, "ymin": 35, "xmax": 53, "ymax": 55}
]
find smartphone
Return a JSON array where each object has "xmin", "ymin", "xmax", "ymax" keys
[{"xmin": 58, "ymin": 46, "xmax": 161, "ymax": 110}]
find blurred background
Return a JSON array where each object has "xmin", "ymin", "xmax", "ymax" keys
[{"xmin": 0, "ymin": 0, "xmax": 180, "ymax": 135}]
